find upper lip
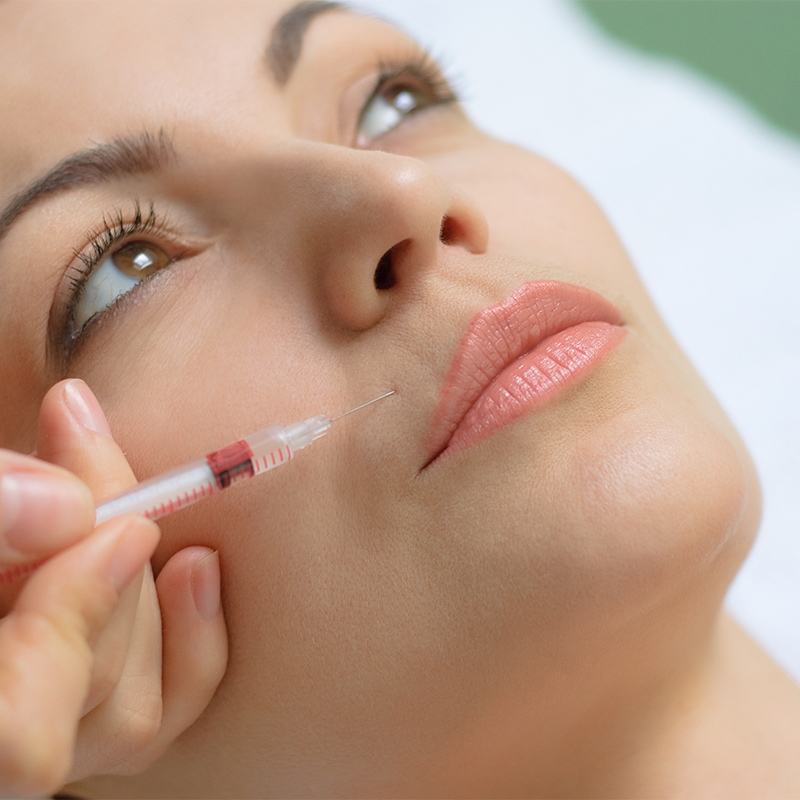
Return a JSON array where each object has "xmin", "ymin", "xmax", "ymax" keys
[{"xmin": 425, "ymin": 280, "xmax": 624, "ymax": 462}]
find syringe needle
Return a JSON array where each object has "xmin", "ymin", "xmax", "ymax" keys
[{"xmin": 330, "ymin": 390, "xmax": 395, "ymax": 422}]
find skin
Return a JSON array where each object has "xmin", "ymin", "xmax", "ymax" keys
[{"xmin": 0, "ymin": 1, "xmax": 798, "ymax": 797}]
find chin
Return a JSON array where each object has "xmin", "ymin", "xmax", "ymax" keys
[
  {"xmin": 550, "ymin": 394, "xmax": 760, "ymax": 627},
  {"xmin": 424, "ymin": 353, "xmax": 761, "ymax": 668}
]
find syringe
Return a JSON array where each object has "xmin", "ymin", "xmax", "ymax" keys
[{"xmin": 95, "ymin": 391, "xmax": 394, "ymax": 525}]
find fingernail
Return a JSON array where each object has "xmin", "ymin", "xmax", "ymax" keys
[
  {"xmin": 63, "ymin": 379, "xmax": 112, "ymax": 437},
  {"xmin": 191, "ymin": 550, "xmax": 221, "ymax": 620},
  {"xmin": 2, "ymin": 472, "xmax": 91, "ymax": 556}
]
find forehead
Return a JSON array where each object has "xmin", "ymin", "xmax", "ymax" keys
[
  {"xmin": 0, "ymin": 1, "xmax": 291, "ymax": 87},
  {"xmin": 0, "ymin": 0, "xmax": 329, "ymax": 191}
]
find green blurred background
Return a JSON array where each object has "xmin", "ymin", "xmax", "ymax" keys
[{"xmin": 576, "ymin": 0, "xmax": 800, "ymax": 141}]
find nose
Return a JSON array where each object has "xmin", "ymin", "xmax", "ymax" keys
[{"xmin": 278, "ymin": 143, "xmax": 488, "ymax": 331}]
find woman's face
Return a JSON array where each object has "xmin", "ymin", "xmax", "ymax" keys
[{"xmin": 0, "ymin": 1, "xmax": 760, "ymax": 795}]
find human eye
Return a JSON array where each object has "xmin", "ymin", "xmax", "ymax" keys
[
  {"xmin": 355, "ymin": 51, "xmax": 460, "ymax": 146},
  {"xmin": 61, "ymin": 201, "xmax": 179, "ymax": 351}
]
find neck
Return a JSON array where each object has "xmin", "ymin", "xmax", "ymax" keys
[
  {"xmin": 418, "ymin": 614, "xmax": 800, "ymax": 798},
  {"xmin": 629, "ymin": 614, "xmax": 800, "ymax": 799}
]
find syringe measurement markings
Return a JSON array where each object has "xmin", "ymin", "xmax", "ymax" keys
[
  {"xmin": 253, "ymin": 446, "xmax": 291, "ymax": 474},
  {"xmin": 145, "ymin": 479, "xmax": 215, "ymax": 520}
]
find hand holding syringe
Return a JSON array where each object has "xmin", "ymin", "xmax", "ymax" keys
[{"xmin": 95, "ymin": 391, "xmax": 394, "ymax": 524}]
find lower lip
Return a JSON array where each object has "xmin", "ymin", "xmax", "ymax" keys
[{"xmin": 444, "ymin": 320, "xmax": 626, "ymax": 457}]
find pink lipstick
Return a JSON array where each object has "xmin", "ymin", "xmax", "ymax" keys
[{"xmin": 427, "ymin": 281, "xmax": 626, "ymax": 462}]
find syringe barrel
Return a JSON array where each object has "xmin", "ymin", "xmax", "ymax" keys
[
  {"xmin": 94, "ymin": 415, "xmax": 332, "ymax": 525},
  {"xmin": 95, "ymin": 460, "xmax": 215, "ymax": 524}
]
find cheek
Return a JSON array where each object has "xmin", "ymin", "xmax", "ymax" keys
[
  {"xmin": 70, "ymin": 274, "xmax": 343, "ymax": 559},
  {"xmin": 79, "ymin": 274, "xmax": 328, "ymax": 449}
]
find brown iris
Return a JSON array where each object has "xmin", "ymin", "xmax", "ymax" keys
[{"xmin": 112, "ymin": 241, "xmax": 171, "ymax": 278}]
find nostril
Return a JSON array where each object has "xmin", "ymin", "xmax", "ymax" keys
[
  {"xmin": 374, "ymin": 247, "xmax": 397, "ymax": 290},
  {"xmin": 439, "ymin": 215, "xmax": 456, "ymax": 245}
]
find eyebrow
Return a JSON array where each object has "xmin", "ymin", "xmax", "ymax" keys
[
  {"xmin": 0, "ymin": 130, "xmax": 175, "ymax": 246},
  {"xmin": 267, "ymin": 0, "xmax": 348, "ymax": 85}
]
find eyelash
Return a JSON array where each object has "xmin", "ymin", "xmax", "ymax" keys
[{"xmin": 62, "ymin": 200, "xmax": 172, "ymax": 348}]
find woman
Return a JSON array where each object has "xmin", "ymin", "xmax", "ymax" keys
[{"xmin": 1, "ymin": 1, "xmax": 798, "ymax": 797}]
